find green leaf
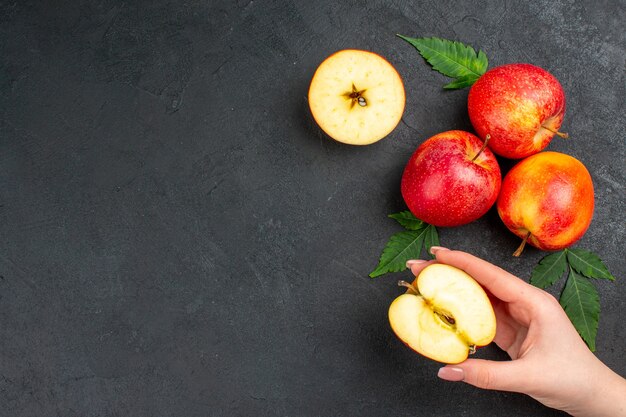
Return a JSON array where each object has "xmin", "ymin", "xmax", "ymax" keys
[
  {"xmin": 566, "ymin": 249, "xmax": 616, "ymax": 281},
  {"xmin": 443, "ymin": 74, "xmax": 480, "ymax": 89},
  {"xmin": 388, "ymin": 211, "xmax": 424, "ymax": 231},
  {"xmin": 530, "ymin": 250, "xmax": 567, "ymax": 289},
  {"xmin": 397, "ymin": 35, "xmax": 488, "ymax": 89},
  {"xmin": 369, "ymin": 228, "xmax": 430, "ymax": 278},
  {"xmin": 423, "ymin": 224, "xmax": 439, "ymax": 259},
  {"xmin": 560, "ymin": 267, "xmax": 600, "ymax": 351}
]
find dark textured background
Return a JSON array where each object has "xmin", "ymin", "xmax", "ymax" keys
[{"xmin": 1, "ymin": 0, "xmax": 624, "ymax": 416}]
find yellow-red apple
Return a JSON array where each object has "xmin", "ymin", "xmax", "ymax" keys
[
  {"xmin": 468, "ymin": 63, "xmax": 567, "ymax": 159},
  {"xmin": 388, "ymin": 264, "xmax": 496, "ymax": 364},
  {"xmin": 401, "ymin": 130, "xmax": 501, "ymax": 227},
  {"xmin": 308, "ymin": 49, "xmax": 405, "ymax": 145},
  {"xmin": 497, "ymin": 151, "xmax": 594, "ymax": 256}
]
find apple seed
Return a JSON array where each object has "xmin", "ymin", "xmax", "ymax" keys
[
  {"xmin": 343, "ymin": 83, "xmax": 368, "ymax": 109},
  {"xmin": 435, "ymin": 311, "xmax": 457, "ymax": 328}
]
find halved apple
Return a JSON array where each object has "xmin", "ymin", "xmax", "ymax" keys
[
  {"xmin": 388, "ymin": 264, "xmax": 496, "ymax": 364},
  {"xmin": 308, "ymin": 49, "xmax": 405, "ymax": 145}
]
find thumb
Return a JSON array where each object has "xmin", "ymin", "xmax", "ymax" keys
[{"xmin": 438, "ymin": 359, "xmax": 528, "ymax": 393}]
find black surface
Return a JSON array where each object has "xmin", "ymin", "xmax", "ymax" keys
[{"xmin": 1, "ymin": 1, "xmax": 625, "ymax": 416}]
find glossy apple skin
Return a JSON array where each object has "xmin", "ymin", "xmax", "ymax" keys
[
  {"xmin": 468, "ymin": 63, "xmax": 566, "ymax": 159},
  {"xmin": 497, "ymin": 152, "xmax": 594, "ymax": 251},
  {"xmin": 401, "ymin": 130, "xmax": 501, "ymax": 227}
]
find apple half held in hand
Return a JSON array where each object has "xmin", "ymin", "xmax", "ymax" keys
[
  {"xmin": 389, "ymin": 264, "xmax": 496, "ymax": 364},
  {"xmin": 468, "ymin": 63, "xmax": 567, "ymax": 159},
  {"xmin": 497, "ymin": 151, "xmax": 594, "ymax": 256},
  {"xmin": 401, "ymin": 130, "xmax": 501, "ymax": 227},
  {"xmin": 308, "ymin": 49, "xmax": 405, "ymax": 145}
]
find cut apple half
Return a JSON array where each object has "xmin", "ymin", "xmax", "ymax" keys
[
  {"xmin": 388, "ymin": 264, "xmax": 496, "ymax": 364},
  {"xmin": 308, "ymin": 49, "xmax": 405, "ymax": 145}
]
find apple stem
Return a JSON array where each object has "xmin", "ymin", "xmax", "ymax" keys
[
  {"xmin": 471, "ymin": 134, "xmax": 491, "ymax": 161},
  {"xmin": 513, "ymin": 231, "xmax": 531, "ymax": 257},
  {"xmin": 398, "ymin": 280, "xmax": 419, "ymax": 295},
  {"xmin": 541, "ymin": 125, "xmax": 569, "ymax": 139}
]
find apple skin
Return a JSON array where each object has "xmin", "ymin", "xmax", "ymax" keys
[
  {"xmin": 401, "ymin": 130, "xmax": 501, "ymax": 227},
  {"xmin": 497, "ymin": 151, "xmax": 594, "ymax": 252},
  {"xmin": 468, "ymin": 63, "xmax": 566, "ymax": 159}
]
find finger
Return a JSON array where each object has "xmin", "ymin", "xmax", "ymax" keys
[
  {"xmin": 406, "ymin": 259, "xmax": 437, "ymax": 277},
  {"xmin": 491, "ymin": 302, "xmax": 522, "ymax": 354},
  {"xmin": 434, "ymin": 249, "xmax": 539, "ymax": 303},
  {"xmin": 439, "ymin": 358, "xmax": 529, "ymax": 393}
]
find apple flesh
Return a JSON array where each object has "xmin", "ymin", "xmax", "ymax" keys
[
  {"xmin": 497, "ymin": 151, "xmax": 594, "ymax": 256},
  {"xmin": 401, "ymin": 130, "xmax": 501, "ymax": 227},
  {"xmin": 468, "ymin": 63, "xmax": 567, "ymax": 159},
  {"xmin": 308, "ymin": 49, "xmax": 405, "ymax": 145},
  {"xmin": 389, "ymin": 264, "xmax": 496, "ymax": 364}
]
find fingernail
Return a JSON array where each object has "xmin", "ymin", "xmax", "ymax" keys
[
  {"xmin": 406, "ymin": 260, "xmax": 426, "ymax": 268},
  {"xmin": 429, "ymin": 246, "xmax": 450, "ymax": 255},
  {"xmin": 438, "ymin": 366, "xmax": 464, "ymax": 382}
]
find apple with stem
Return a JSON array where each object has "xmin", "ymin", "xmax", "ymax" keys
[
  {"xmin": 497, "ymin": 151, "xmax": 595, "ymax": 256},
  {"xmin": 401, "ymin": 130, "xmax": 501, "ymax": 227},
  {"xmin": 388, "ymin": 264, "xmax": 496, "ymax": 364},
  {"xmin": 468, "ymin": 63, "xmax": 567, "ymax": 159},
  {"xmin": 308, "ymin": 49, "xmax": 405, "ymax": 145}
]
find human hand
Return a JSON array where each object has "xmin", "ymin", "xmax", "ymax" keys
[{"xmin": 406, "ymin": 247, "xmax": 626, "ymax": 417}]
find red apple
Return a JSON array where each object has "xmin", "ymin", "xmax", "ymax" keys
[
  {"xmin": 497, "ymin": 151, "xmax": 594, "ymax": 256},
  {"xmin": 401, "ymin": 130, "xmax": 501, "ymax": 227},
  {"xmin": 468, "ymin": 63, "xmax": 567, "ymax": 159}
]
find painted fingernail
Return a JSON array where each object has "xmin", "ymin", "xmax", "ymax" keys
[
  {"xmin": 437, "ymin": 366, "xmax": 464, "ymax": 382},
  {"xmin": 406, "ymin": 260, "xmax": 426, "ymax": 268},
  {"xmin": 429, "ymin": 246, "xmax": 450, "ymax": 255}
]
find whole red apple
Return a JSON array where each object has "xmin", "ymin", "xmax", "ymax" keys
[
  {"xmin": 497, "ymin": 151, "xmax": 594, "ymax": 256},
  {"xmin": 468, "ymin": 63, "xmax": 567, "ymax": 159},
  {"xmin": 401, "ymin": 130, "xmax": 501, "ymax": 227}
]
